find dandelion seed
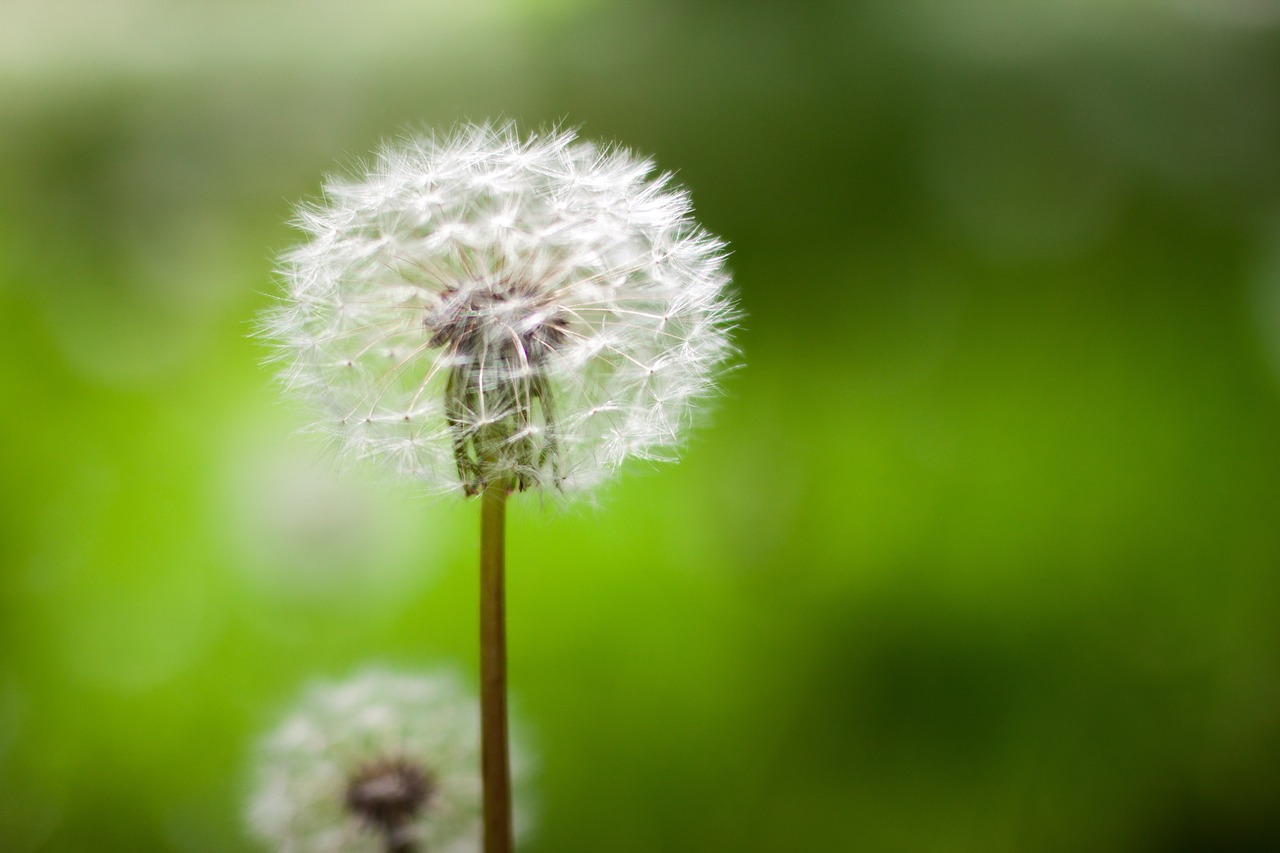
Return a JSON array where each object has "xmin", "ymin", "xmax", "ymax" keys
[
  {"xmin": 262, "ymin": 121, "xmax": 736, "ymax": 497},
  {"xmin": 248, "ymin": 669, "xmax": 529, "ymax": 853}
]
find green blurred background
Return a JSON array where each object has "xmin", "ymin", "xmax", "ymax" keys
[{"xmin": 3, "ymin": 0, "xmax": 1280, "ymax": 850}]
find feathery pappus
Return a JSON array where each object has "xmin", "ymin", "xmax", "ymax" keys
[{"xmin": 263, "ymin": 122, "xmax": 736, "ymax": 496}]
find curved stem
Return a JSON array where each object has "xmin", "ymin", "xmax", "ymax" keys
[{"xmin": 480, "ymin": 482, "xmax": 513, "ymax": 853}]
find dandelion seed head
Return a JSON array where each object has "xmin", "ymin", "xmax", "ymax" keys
[
  {"xmin": 263, "ymin": 121, "xmax": 736, "ymax": 496},
  {"xmin": 247, "ymin": 669, "xmax": 527, "ymax": 853}
]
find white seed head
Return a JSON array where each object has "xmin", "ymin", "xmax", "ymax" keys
[
  {"xmin": 247, "ymin": 669, "xmax": 523, "ymax": 853},
  {"xmin": 262, "ymin": 121, "xmax": 736, "ymax": 496}
]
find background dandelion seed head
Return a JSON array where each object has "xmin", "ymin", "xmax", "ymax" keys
[{"xmin": 247, "ymin": 669, "xmax": 530, "ymax": 853}]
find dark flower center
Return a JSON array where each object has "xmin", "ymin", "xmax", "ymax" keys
[
  {"xmin": 427, "ymin": 279, "xmax": 570, "ymax": 362},
  {"xmin": 345, "ymin": 756, "xmax": 434, "ymax": 839}
]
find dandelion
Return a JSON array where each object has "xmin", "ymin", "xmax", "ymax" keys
[
  {"xmin": 261, "ymin": 122, "xmax": 736, "ymax": 852},
  {"xmin": 248, "ymin": 669, "xmax": 528, "ymax": 853},
  {"xmin": 263, "ymin": 121, "xmax": 735, "ymax": 497}
]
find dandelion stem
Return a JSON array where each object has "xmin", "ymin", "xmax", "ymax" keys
[
  {"xmin": 480, "ymin": 481, "xmax": 514, "ymax": 853},
  {"xmin": 385, "ymin": 827, "xmax": 419, "ymax": 853}
]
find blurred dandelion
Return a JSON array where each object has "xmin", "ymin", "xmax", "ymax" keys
[
  {"xmin": 248, "ymin": 669, "xmax": 529, "ymax": 853},
  {"xmin": 261, "ymin": 121, "xmax": 735, "ymax": 852}
]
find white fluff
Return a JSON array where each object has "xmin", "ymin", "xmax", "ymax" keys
[
  {"xmin": 247, "ymin": 669, "xmax": 527, "ymax": 853},
  {"xmin": 263, "ymin": 122, "xmax": 736, "ymax": 496}
]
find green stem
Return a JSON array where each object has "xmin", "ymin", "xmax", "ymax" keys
[{"xmin": 480, "ymin": 482, "xmax": 514, "ymax": 853}]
